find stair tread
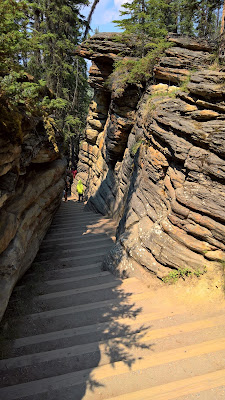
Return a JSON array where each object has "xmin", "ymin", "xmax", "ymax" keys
[
  {"xmin": 1, "ymin": 317, "xmax": 225, "ymax": 370},
  {"xmin": 105, "ymin": 369, "xmax": 225, "ymax": 400},
  {"xmin": 12, "ymin": 312, "xmax": 225, "ymax": 349},
  {"xmin": 1, "ymin": 199, "xmax": 225, "ymax": 400}
]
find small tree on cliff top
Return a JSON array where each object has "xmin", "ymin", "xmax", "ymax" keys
[
  {"xmin": 111, "ymin": 0, "xmax": 224, "ymax": 96},
  {"xmin": 113, "ymin": 0, "xmax": 168, "ymax": 56}
]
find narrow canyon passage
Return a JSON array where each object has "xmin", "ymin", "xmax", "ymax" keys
[{"xmin": 0, "ymin": 198, "xmax": 225, "ymax": 399}]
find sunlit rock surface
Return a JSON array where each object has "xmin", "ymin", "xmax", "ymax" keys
[
  {"xmin": 74, "ymin": 33, "xmax": 225, "ymax": 282},
  {"xmin": 0, "ymin": 111, "xmax": 66, "ymax": 320}
]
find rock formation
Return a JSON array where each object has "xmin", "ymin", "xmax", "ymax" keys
[
  {"xmin": 75, "ymin": 33, "xmax": 225, "ymax": 283},
  {"xmin": 0, "ymin": 100, "xmax": 66, "ymax": 321}
]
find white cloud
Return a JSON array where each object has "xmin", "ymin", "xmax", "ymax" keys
[
  {"xmin": 91, "ymin": 0, "xmax": 120, "ymax": 25},
  {"xmin": 114, "ymin": 0, "xmax": 129, "ymax": 10},
  {"xmin": 81, "ymin": 0, "xmax": 131, "ymax": 33},
  {"xmin": 102, "ymin": 9, "xmax": 119, "ymax": 24}
]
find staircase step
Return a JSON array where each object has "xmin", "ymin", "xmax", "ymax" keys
[
  {"xmin": 4, "ymin": 336, "xmax": 218, "ymax": 373},
  {"xmin": 39, "ymin": 241, "xmax": 114, "ymax": 255},
  {"xmin": 26, "ymin": 283, "xmax": 158, "ymax": 318},
  {"xmin": 1, "ymin": 199, "xmax": 225, "ymax": 400},
  {"xmin": 35, "ymin": 252, "xmax": 106, "ymax": 265},
  {"xmin": 46, "ymin": 271, "xmax": 111, "ymax": 285},
  {"xmin": 47, "ymin": 220, "xmax": 115, "ymax": 232},
  {"xmin": 15, "ymin": 271, "xmax": 112, "ymax": 293},
  {"xmin": 43, "ymin": 228, "xmax": 115, "ymax": 240},
  {"xmin": 7, "ymin": 288, "xmax": 183, "ymax": 337},
  {"xmin": 41, "ymin": 235, "xmax": 115, "ymax": 249},
  {"xmin": 35, "ymin": 279, "xmax": 122, "ymax": 301},
  {"xmin": 105, "ymin": 369, "xmax": 225, "ymax": 400},
  {"xmin": 50, "ymin": 217, "xmax": 105, "ymax": 227},
  {"xmin": 52, "ymin": 212, "xmax": 102, "ymax": 219},
  {"xmin": 35, "ymin": 242, "xmax": 113, "ymax": 262},
  {"xmin": 40, "ymin": 273, "xmax": 116, "ymax": 293},
  {"xmin": 26, "ymin": 262, "xmax": 102, "ymax": 280},
  {"xmin": 1, "ymin": 340, "xmax": 225, "ymax": 398},
  {"xmin": 11, "ymin": 313, "xmax": 225, "ymax": 354}
]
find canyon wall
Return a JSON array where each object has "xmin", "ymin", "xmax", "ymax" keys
[
  {"xmin": 0, "ymin": 103, "xmax": 66, "ymax": 320},
  {"xmin": 75, "ymin": 33, "xmax": 225, "ymax": 283}
]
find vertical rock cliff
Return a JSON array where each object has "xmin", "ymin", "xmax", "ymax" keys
[
  {"xmin": 0, "ymin": 102, "xmax": 66, "ymax": 320},
  {"xmin": 75, "ymin": 33, "xmax": 225, "ymax": 284}
]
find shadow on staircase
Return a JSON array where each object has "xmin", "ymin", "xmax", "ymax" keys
[{"xmin": 0, "ymin": 199, "xmax": 152, "ymax": 400}]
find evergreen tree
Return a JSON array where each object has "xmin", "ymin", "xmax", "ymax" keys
[
  {"xmin": 111, "ymin": 0, "xmax": 224, "ymax": 95},
  {"xmin": 114, "ymin": 0, "xmax": 224, "ymax": 41},
  {"xmin": 177, "ymin": 0, "xmax": 223, "ymax": 38},
  {"xmin": 0, "ymin": 0, "xmax": 91, "ymax": 164},
  {"xmin": 113, "ymin": 0, "xmax": 169, "ymax": 56},
  {"xmin": 27, "ymin": 0, "xmax": 91, "ymax": 158},
  {"xmin": 163, "ymin": 0, "xmax": 179, "ymax": 33},
  {"xmin": 114, "ymin": 0, "xmax": 168, "ymax": 38},
  {"xmin": 0, "ymin": 0, "xmax": 53, "ymax": 142},
  {"xmin": 0, "ymin": 0, "xmax": 29, "ymax": 74},
  {"xmin": 195, "ymin": 0, "xmax": 222, "ymax": 38},
  {"xmin": 178, "ymin": 0, "xmax": 196, "ymax": 35}
]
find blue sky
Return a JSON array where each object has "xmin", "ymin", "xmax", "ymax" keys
[
  {"xmin": 81, "ymin": 0, "xmax": 127, "ymax": 34},
  {"xmin": 81, "ymin": 0, "xmax": 127, "ymax": 71},
  {"xmin": 81, "ymin": 1, "xmax": 224, "ymax": 36}
]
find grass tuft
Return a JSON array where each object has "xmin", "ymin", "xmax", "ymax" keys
[{"xmin": 162, "ymin": 266, "xmax": 207, "ymax": 284}]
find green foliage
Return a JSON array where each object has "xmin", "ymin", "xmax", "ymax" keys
[
  {"xmin": 113, "ymin": 0, "xmax": 170, "ymax": 57},
  {"xmin": 0, "ymin": 99, "xmax": 23, "ymax": 139},
  {"xmin": 1, "ymin": 72, "xmax": 40, "ymax": 107},
  {"xmin": 194, "ymin": 0, "xmax": 223, "ymax": 38},
  {"xmin": 43, "ymin": 116, "xmax": 59, "ymax": 152},
  {"xmin": 26, "ymin": 0, "xmax": 91, "ymax": 144},
  {"xmin": 0, "ymin": 0, "xmax": 29, "ymax": 74},
  {"xmin": 178, "ymin": 73, "xmax": 192, "ymax": 92},
  {"xmin": 0, "ymin": 0, "xmax": 91, "ymax": 163},
  {"xmin": 110, "ymin": 0, "xmax": 222, "ymax": 98},
  {"xmin": 63, "ymin": 114, "xmax": 82, "ymax": 139},
  {"xmin": 113, "ymin": 0, "xmax": 168, "ymax": 37},
  {"xmin": 177, "ymin": 0, "xmax": 223, "ymax": 38},
  {"xmin": 114, "ymin": 0, "xmax": 224, "ymax": 41},
  {"xmin": 42, "ymin": 97, "xmax": 68, "ymax": 111},
  {"xmin": 162, "ymin": 266, "xmax": 207, "ymax": 284},
  {"xmin": 107, "ymin": 39, "xmax": 171, "ymax": 97},
  {"xmin": 131, "ymin": 139, "xmax": 144, "ymax": 156}
]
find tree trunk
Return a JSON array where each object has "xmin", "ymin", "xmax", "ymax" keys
[
  {"xmin": 221, "ymin": 0, "xmax": 225, "ymax": 34},
  {"xmin": 83, "ymin": 0, "xmax": 100, "ymax": 40},
  {"xmin": 71, "ymin": 58, "xmax": 79, "ymax": 111},
  {"xmin": 34, "ymin": 6, "xmax": 41, "ymax": 66}
]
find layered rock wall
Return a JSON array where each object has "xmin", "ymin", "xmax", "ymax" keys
[
  {"xmin": 75, "ymin": 33, "xmax": 225, "ymax": 283},
  {"xmin": 0, "ymin": 111, "xmax": 66, "ymax": 320}
]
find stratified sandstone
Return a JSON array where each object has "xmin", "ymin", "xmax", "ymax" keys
[
  {"xmin": 75, "ymin": 33, "xmax": 225, "ymax": 283},
  {"xmin": 0, "ymin": 106, "xmax": 66, "ymax": 320}
]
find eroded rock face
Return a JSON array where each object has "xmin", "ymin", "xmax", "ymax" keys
[
  {"xmin": 73, "ymin": 33, "xmax": 140, "ymax": 199},
  {"xmin": 0, "ymin": 114, "xmax": 66, "ymax": 320},
  {"xmin": 75, "ymin": 33, "xmax": 225, "ymax": 282}
]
